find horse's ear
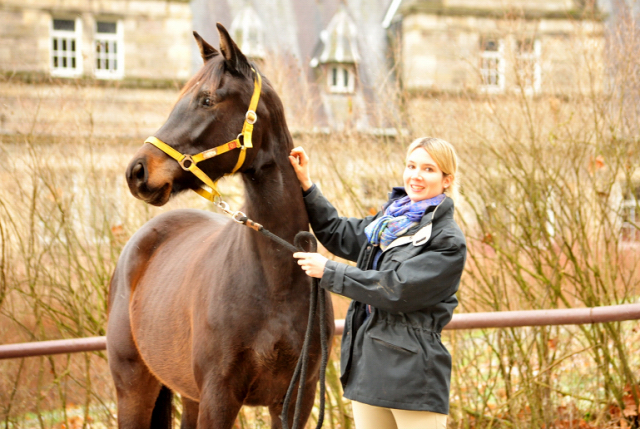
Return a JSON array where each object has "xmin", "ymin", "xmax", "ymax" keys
[
  {"xmin": 193, "ymin": 31, "xmax": 219, "ymax": 62},
  {"xmin": 216, "ymin": 23, "xmax": 250, "ymax": 75}
]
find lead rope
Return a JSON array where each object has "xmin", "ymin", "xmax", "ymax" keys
[{"xmin": 230, "ymin": 211, "xmax": 329, "ymax": 429}]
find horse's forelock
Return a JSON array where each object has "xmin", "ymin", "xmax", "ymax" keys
[{"xmin": 177, "ymin": 60, "xmax": 225, "ymax": 102}]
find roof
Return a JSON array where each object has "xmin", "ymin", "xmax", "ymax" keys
[
  {"xmin": 230, "ymin": 5, "xmax": 265, "ymax": 59},
  {"xmin": 311, "ymin": 5, "xmax": 360, "ymax": 66}
]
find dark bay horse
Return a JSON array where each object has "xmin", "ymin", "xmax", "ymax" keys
[{"xmin": 107, "ymin": 24, "xmax": 334, "ymax": 429}]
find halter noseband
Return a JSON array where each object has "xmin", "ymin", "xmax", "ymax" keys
[{"xmin": 144, "ymin": 69, "xmax": 262, "ymax": 202}]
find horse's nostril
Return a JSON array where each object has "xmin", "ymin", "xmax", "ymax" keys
[{"xmin": 132, "ymin": 162, "xmax": 145, "ymax": 181}]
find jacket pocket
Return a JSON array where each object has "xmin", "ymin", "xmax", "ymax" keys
[
  {"xmin": 369, "ymin": 332, "xmax": 418, "ymax": 354},
  {"xmin": 354, "ymin": 325, "xmax": 428, "ymax": 403}
]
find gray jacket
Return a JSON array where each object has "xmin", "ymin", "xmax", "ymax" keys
[{"xmin": 303, "ymin": 185, "xmax": 466, "ymax": 414}]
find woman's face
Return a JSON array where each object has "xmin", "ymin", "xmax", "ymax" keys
[{"xmin": 403, "ymin": 148, "xmax": 452, "ymax": 202}]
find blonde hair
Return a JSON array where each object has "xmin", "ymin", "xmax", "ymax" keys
[{"xmin": 406, "ymin": 137, "xmax": 459, "ymax": 196}]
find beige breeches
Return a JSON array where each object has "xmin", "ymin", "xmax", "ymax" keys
[{"xmin": 351, "ymin": 400, "xmax": 448, "ymax": 429}]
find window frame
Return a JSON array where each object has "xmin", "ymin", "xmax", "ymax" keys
[
  {"xmin": 50, "ymin": 17, "xmax": 83, "ymax": 78},
  {"xmin": 480, "ymin": 38, "xmax": 505, "ymax": 94},
  {"xmin": 515, "ymin": 38, "xmax": 542, "ymax": 95},
  {"xmin": 621, "ymin": 195, "xmax": 640, "ymax": 244},
  {"xmin": 94, "ymin": 19, "xmax": 124, "ymax": 80},
  {"xmin": 327, "ymin": 64, "xmax": 355, "ymax": 94}
]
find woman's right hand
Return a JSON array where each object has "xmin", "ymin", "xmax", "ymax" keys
[{"xmin": 289, "ymin": 146, "xmax": 313, "ymax": 191}]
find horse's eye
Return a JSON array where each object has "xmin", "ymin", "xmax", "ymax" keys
[{"xmin": 202, "ymin": 97, "xmax": 212, "ymax": 107}]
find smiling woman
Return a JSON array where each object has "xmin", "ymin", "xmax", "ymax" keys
[
  {"xmin": 403, "ymin": 137, "xmax": 456, "ymax": 202},
  {"xmin": 289, "ymin": 137, "xmax": 466, "ymax": 429}
]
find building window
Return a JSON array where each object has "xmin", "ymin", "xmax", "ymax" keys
[
  {"xmin": 516, "ymin": 39, "xmax": 541, "ymax": 94},
  {"xmin": 621, "ymin": 189, "xmax": 640, "ymax": 243},
  {"xmin": 480, "ymin": 38, "xmax": 504, "ymax": 93},
  {"xmin": 95, "ymin": 20, "xmax": 124, "ymax": 79},
  {"xmin": 328, "ymin": 65, "xmax": 355, "ymax": 93},
  {"xmin": 51, "ymin": 18, "xmax": 83, "ymax": 77}
]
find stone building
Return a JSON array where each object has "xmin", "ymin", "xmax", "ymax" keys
[
  {"xmin": 0, "ymin": 0, "xmax": 191, "ymax": 82},
  {"xmin": 393, "ymin": 0, "xmax": 606, "ymax": 94},
  {"xmin": 0, "ymin": 0, "xmax": 609, "ymax": 136},
  {"xmin": 193, "ymin": 0, "xmax": 399, "ymax": 132},
  {"xmin": 194, "ymin": 0, "xmax": 607, "ymax": 130},
  {"xmin": 0, "ymin": 0, "xmax": 191, "ymax": 138}
]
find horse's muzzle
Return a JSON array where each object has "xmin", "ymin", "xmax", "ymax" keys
[
  {"xmin": 125, "ymin": 156, "xmax": 172, "ymax": 206},
  {"xmin": 127, "ymin": 158, "xmax": 148, "ymax": 187},
  {"xmin": 126, "ymin": 157, "xmax": 148, "ymax": 196}
]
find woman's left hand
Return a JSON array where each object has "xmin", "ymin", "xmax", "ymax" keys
[{"xmin": 293, "ymin": 252, "xmax": 328, "ymax": 278}]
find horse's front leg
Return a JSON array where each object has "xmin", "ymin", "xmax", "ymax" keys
[
  {"xmin": 180, "ymin": 396, "xmax": 199, "ymax": 429},
  {"xmin": 197, "ymin": 379, "xmax": 243, "ymax": 429},
  {"xmin": 269, "ymin": 377, "xmax": 319, "ymax": 429}
]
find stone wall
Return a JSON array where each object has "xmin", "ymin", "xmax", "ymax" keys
[
  {"xmin": 0, "ymin": 0, "xmax": 191, "ymax": 81},
  {"xmin": 443, "ymin": 0, "xmax": 574, "ymax": 12},
  {"xmin": 401, "ymin": 13, "xmax": 604, "ymax": 94},
  {"xmin": 400, "ymin": 0, "xmax": 600, "ymax": 18},
  {"xmin": 0, "ymin": 82, "xmax": 179, "ymax": 138}
]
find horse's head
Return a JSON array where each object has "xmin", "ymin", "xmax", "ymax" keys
[{"xmin": 126, "ymin": 24, "xmax": 270, "ymax": 206}]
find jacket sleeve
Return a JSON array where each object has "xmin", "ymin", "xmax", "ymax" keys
[
  {"xmin": 303, "ymin": 184, "xmax": 377, "ymax": 262},
  {"xmin": 319, "ymin": 233, "xmax": 466, "ymax": 313}
]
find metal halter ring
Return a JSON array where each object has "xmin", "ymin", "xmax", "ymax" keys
[
  {"xmin": 179, "ymin": 155, "xmax": 194, "ymax": 171},
  {"xmin": 245, "ymin": 110, "xmax": 257, "ymax": 125},
  {"xmin": 232, "ymin": 211, "xmax": 247, "ymax": 224},
  {"xmin": 235, "ymin": 134, "xmax": 247, "ymax": 149}
]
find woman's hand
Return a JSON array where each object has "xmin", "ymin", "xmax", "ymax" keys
[
  {"xmin": 293, "ymin": 252, "xmax": 328, "ymax": 278},
  {"xmin": 288, "ymin": 147, "xmax": 313, "ymax": 191}
]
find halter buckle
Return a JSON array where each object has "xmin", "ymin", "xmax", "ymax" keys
[
  {"xmin": 245, "ymin": 110, "xmax": 257, "ymax": 125},
  {"xmin": 179, "ymin": 155, "xmax": 194, "ymax": 171}
]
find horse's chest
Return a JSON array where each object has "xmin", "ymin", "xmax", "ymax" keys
[
  {"xmin": 243, "ymin": 348, "xmax": 300, "ymax": 405},
  {"xmin": 232, "ymin": 324, "xmax": 304, "ymax": 401}
]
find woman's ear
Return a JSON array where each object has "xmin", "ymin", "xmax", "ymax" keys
[{"xmin": 443, "ymin": 174, "xmax": 453, "ymax": 190}]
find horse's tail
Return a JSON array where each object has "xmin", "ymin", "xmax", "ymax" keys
[{"xmin": 151, "ymin": 385, "xmax": 173, "ymax": 428}]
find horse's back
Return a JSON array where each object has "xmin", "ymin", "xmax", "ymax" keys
[{"xmin": 108, "ymin": 208, "xmax": 228, "ymax": 307}]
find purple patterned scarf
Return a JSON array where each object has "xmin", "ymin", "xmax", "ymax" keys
[{"xmin": 364, "ymin": 193, "xmax": 445, "ymax": 251}]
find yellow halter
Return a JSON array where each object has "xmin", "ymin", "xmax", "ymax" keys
[{"xmin": 144, "ymin": 69, "xmax": 262, "ymax": 202}]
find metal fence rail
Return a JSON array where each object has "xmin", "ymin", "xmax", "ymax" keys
[{"xmin": 1, "ymin": 303, "xmax": 639, "ymax": 360}]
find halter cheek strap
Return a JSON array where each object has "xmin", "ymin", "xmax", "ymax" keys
[{"xmin": 144, "ymin": 69, "xmax": 262, "ymax": 202}]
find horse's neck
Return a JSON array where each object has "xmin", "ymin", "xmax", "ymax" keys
[
  {"xmin": 242, "ymin": 150, "xmax": 309, "ymax": 246},
  {"xmin": 238, "ymin": 149, "xmax": 309, "ymax": 292}
]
